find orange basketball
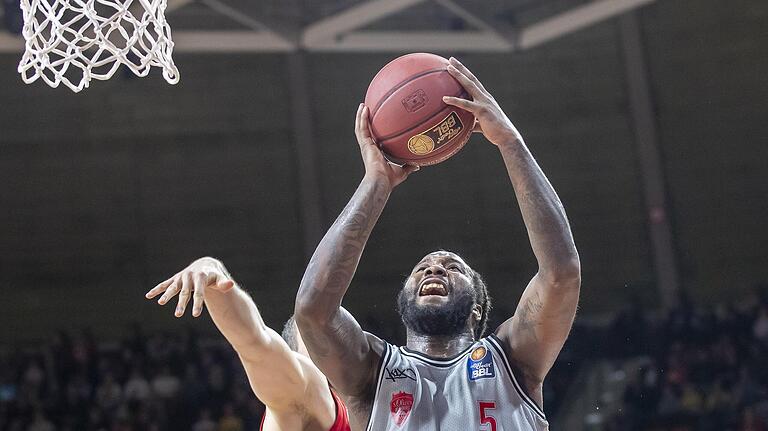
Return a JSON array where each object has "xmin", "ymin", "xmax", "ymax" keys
[{"xmin": 364, "ymin": 53, "xmax": 475, "ymax": 166}]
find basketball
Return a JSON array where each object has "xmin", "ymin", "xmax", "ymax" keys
[{"xmin": 365, "ymin": 53, "xmax": 476, "ymax": 166}]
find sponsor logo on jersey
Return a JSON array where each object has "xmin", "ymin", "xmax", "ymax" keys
[
  {"xmin": 390, "ymin": 391, "xmax": 414, "ymax": 426},
  {"xmin": 385, "ymin": 367, "xmax": 417, "ymax": 382},
  {"xmin": 467, "ymin": 346, "xmax": 495, "ymax": 381}
]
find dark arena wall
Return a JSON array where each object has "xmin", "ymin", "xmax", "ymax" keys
[{"xmin": 0, "ymin": 0, "xmax": 766, "ymax": 343}]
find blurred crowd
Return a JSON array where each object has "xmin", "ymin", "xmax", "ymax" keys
[
  {"xmin": 0, "ymin": 326, "xmax": 264, "ymax": 431},
  {"xmin": 1, "ymin": 289, "xmax": 766, "ymax": 431},
  {"xmin": 606, "ymin": 289, "xmax": 768, "ymax": 430}
]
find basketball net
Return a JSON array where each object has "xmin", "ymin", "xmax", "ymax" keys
[{"xmin": 18, "ymin": 0, "xmax": 180, "ymax": 92}]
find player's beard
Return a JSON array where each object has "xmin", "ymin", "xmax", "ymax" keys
[{"xmin": 397, "ymin": 285, "xmax": 475, "ymax": 337}]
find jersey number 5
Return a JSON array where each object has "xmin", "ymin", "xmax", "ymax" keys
[{"xmin": 479, "ymin": 401, "xmax": 497, "ymax": 431}]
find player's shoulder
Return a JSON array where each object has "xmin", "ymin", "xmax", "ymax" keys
[
  {"xmin": 491, "ymin": 318, "xmax": 516, "ymax": 354},
  {"xmin": 282, "ymin": 352, "xmax": 339, "ymax": 429},
  {"xmin": 363, "ymin": 331, "xmax": 388, "ymax": 355},
  {"xmin": 292, "ymin": 350, "xmax": 331, "ymax": 386}
]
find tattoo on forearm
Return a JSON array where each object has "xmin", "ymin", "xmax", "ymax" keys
[
  {"xmin": 326, "ymin": 188, "xmax": 380, "ymax": 291},
  {"xmin": 305, "ymin": 179, "xmax": 387, "ymax": 292},
  {"xmin": 298, "ymin": 178, "xmax": 390, "ymax": 356},
  {"xmin": 499, "ymin": 141, "xmax": 578, "ymax": 265}
]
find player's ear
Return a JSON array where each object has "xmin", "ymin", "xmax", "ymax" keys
[{"xmin": 472, "ymin": 304, "xmax": 482, "ymax": 322}]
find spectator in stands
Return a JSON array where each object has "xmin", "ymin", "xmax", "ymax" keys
[
  {"xmin": 217, "ymin": 403, "xmax": 243, "ymax": 431},
  {"xmin": 26, "ymin": 409, "xmax": 55, "ymax": 431},
  {"xmin": 151, "ymin": 365, "xmax": 180, "ymax": 400},
  {"xmin": 192, "ymin": 408, "xmax": 217, "ymax": 431},
  {"xmin": 95, "ymin": 372, "xmax": 122, "ymax": 413},
  {"xmin": 753, "ymin": 305, "xmax": 768, "ymax": 343},
  {"xmin": 740, "ymin": 406, "xmax": 768, "ymax": 431},
  {"xmin": 123, "ymin": 368, "xmax": 151, "ymax": 402}
]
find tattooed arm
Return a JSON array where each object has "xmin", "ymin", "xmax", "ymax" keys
[
  {"xmin": 443, "ymin": 58, "xmax": 580, "ymax": 404},
  {"xmin": 295, "ymin": 104, "xmax": 419, "ymax": 397}
]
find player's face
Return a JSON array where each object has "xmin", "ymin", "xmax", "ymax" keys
[{"xmin": 397, "ymin": 251, "xmax": 477, "ymax": 337}]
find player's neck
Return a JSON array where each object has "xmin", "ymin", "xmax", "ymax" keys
[{"xmin": 405, "ymin": 331, "xmax": 475, "ymax": 359}]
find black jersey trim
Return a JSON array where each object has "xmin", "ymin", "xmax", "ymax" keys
[
  {"xmin": 487, "ymin": 335, "xmax": 547, "ymax": 420},
  {"xmin": 399, "ymin": 342, "xmax": 477, "ymax": 367},
  {"xmin": 366, "ymin": 343, "xmax": 392, "ymax": 431}
]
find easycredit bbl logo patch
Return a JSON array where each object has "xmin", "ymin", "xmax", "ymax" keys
[
  {"xmin": 406, "ymin": 111, "xmax": 464, "ymax": 155},
  {"xmin": 467, "ymin": 346, "xmax": 495, "ymax": 381}
]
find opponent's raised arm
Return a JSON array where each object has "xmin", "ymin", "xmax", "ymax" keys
[
  {"xmin": 295, "ymin": 104, "xmax": 418, "ymax": 397},
  {"xmin": 145, "ymin": 257, "xmax": 333, "ymax": 418},
  {"xmin": 444, "ymin": 58, "xmax": 580, "ymax": 388}
]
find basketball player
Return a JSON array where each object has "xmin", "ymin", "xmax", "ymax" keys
[
  {"xmin": 294, "ymin": 57, "xmax": 580, "ymax": 430},
  {"xmin": 145, "ymin": 257, "xmax": 351, "ymax": 431}
]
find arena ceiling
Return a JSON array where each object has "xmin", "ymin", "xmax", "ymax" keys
[{"xmin": 0, "ymin": 0, "xmax": 657, "ymax": 53}]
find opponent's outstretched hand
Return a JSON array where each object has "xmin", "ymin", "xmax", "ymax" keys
[
  {"xmin": 442, "ymin": 57, "xmax": 523, "ymax": 147},
  {"xmin": 145, "ymin": 258, "xmax": 235, "ymax": 318},
  {"xmin": 356, "ymin": 103, "xmax": 419, "ymax": 188}
]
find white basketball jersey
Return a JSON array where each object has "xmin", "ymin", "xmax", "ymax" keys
[{"xmin": 366, "ymin": 335, "xmax": 548, "ymax": 431}]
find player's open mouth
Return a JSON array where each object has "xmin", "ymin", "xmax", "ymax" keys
[{"xmin": 419, "ymin": 280, "xmax": 448, "ymax": 296}]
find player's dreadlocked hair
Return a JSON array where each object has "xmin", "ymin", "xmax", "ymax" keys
[{"xmin": 468, "ymin": 267, "xmax": 492, "ymax": 340}]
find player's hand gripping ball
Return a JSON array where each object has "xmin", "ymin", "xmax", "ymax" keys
[{"xmin": 364, "ymin": 53, "xmax": 476, "ymax": 166}]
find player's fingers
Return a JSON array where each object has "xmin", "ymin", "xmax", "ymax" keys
[
  {"xmin": 360, "ymin": 106, "xmax": 374, "ymax": 139},
  {"xmin": 447, "ymin": 65, "xmax": 484, "ymax": 100},
  {"xmin": 157, "ymin": 278, "xmax": 181, "ymax": 305},
  {"xmin": 205, "ymin": 271, "xmax": 221, "ymax": 286},
  {"xmin": 403, "ymin": 164, "xmax": 421, "ymax": 175},
  {"xmin": 472, "ymin": 119, "xmax": 484, "ymax": 133},
  {"xmin": 175, "ymin": 272, "xmax": 193, "ymax": 317},
  {"xmin": 449, "ymin": 57, "xmax": 487, "ymax": 93},
  {"xmin": 355, "ymin": 103, "xmax": 364, "ymax": 137},
  {"xmin": 356, "ymin": 105, "xmax": 376, "ymax": 148},
  {"xmin": 357, "ymin": 106, "xmax": 378, "ymax": 154},
  {"xmin": 442, "ymin": 96, "xmax": 482, "ymax": 113},
  {"xmin": 216, "ymin": 280, "xmax": 235, "ymax": 292},
  {"xmin": 192, "ymin": 272, "xmax": 207, "ymax": 317},
  {"xmin": 146, "ymin": 278, "xmax": 173, "ymax": 299},
  {"xmin": 391, "ymin": 163, "xmax": 419, "ymax": 182}
]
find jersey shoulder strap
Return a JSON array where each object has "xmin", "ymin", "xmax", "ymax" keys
[{"xmin": 486, "ymin": 334, "xmax": 546, "ymax": 420}]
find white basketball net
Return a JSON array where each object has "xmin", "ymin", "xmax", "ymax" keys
[{"xmin": 18, "ymin": 0, "xmax": 180, "ymax": 92}]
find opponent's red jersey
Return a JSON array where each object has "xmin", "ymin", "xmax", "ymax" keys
[
  {"xmin": 326, "ymin": 390, "xmax": 351, "ymax": 431},
  {"xmin": 260, "ymin": 389, "xmax": 351, "ymax": 431}
]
